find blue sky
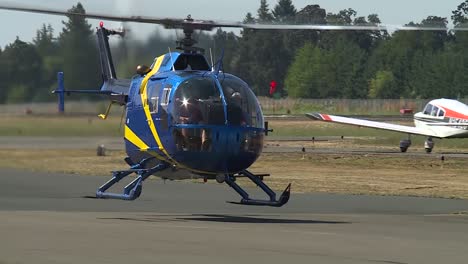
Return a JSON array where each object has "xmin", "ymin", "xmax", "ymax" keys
[{"xmin": 0, "ymin": 0, "xmax": 465, "ymax": 48}]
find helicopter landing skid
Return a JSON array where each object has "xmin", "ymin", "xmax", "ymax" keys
[
  {"xmin": 225, "ymin": 170, "xmax": 291, "ymax": 207},
  {"xmin": 95, "ymin": 158, "xmax": 169, "ymax": 201}
]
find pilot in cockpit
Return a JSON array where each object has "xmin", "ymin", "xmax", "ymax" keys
[{"xmin": 176, "ymin": 97, "xmax": 208, "ymax": 151}]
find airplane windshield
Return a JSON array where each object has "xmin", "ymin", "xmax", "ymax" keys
[{"xmin": 423, "ymin": 104, "xmax": 433, "ymax": 115}]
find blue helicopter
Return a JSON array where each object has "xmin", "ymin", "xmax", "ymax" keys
[
  {"xmin": 0, "ymin": 4, "xmax": 299, "ymax": 207},
  {"xmin": 1, "ymin": 3, "xmax": 453, "ymax": 207},
  {"xmin": 88, "ymin": 20, "xmax": 290, "ymax": 206}
]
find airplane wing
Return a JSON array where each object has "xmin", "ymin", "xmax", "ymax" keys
[{"xmin": 306, "ymin": 113, "xmax": 440, "ymax": 138}]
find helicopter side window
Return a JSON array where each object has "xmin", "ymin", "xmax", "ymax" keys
[
  {"xmin": 147, "ymin": 82, "xmax": 163, "ymax": 114},
  {"xmin": 149, "ymin": 97, "xmax": 159, "ymax": 113},
  {"xmin": 158, "ymin": 84, "xmax": 172, "ymax": 131},
  {"xmin": 161, "ymin": 87, "xmax": 172, "ymax": 107}
]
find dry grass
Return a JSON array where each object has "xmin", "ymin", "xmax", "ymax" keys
[
  {"xmin": 1, "ymin": 115, "xmax": 467, "ymax": 199},
  {"xmin": 1, "ymin": 149, "xmax": 467, "ymax": 199},
  {"xmin": 249, "ymin": 153, "xmax": 468, "ymax": 199}
]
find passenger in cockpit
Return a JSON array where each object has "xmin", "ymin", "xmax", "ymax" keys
[{"xmin": 228, "ymin": 92, "xmax": 248, "ymax": 126}]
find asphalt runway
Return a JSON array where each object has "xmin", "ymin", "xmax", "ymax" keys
[
  {"xmin": 2, "ymin": 136, "xmax": 468, "ymax": 158},
  {"xmin": 0, "ymin": 168, "xmax": 467, "ymax": 264}
]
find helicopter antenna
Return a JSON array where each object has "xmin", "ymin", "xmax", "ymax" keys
[
  {"xmin": 215, "ymin": 47, "xmax": 225, "ymax": 77},
  {"xmin": 209, "ymin": 48, "xmax": 214, "ymax": 71},
  {"xmin": 168, "ymin": 47, "xmax": 175, "ymax": 71}
]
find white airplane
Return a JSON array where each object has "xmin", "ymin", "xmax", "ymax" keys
[{"xmin": 307, "ymin": 98, "xmax": 468, "ymax": 153}]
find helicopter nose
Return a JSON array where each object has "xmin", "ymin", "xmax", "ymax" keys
[
  {"xmin": 216, "ymin": 126, "xmax": 264, "ymax": 172},
  {"xmin": 172, "ymin": 125, "xmax": 263, "ymax": 173}
]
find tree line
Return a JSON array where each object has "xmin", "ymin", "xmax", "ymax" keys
[{"xmin": 1, "ymin": 1, "xmax": 468, "ymax": 103}]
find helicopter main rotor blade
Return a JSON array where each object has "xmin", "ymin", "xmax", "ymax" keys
[
  {"xmin": 1, "ymin": 2, "xmax": 467, "ymax": 32},
  {"xmin": 0, "ymin": 3, "xmax": 189, "ymax": 26},
  {"xmin": 242, "ymin": 24, "xmax": 468, "ymax": 31}
]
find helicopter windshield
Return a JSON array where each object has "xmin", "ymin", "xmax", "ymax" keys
[
  {"xmin": 170, "ymin": 75, "xmax": 264, "ymax": 153},
  {"xmin": 171, "ymin": 76, "xmax": 224, "ymax": 126},
  {"xmin": 220, "ymin": 76, "xmax": 264, "ymax": 128},
  {"xmin": 170, "ymin": 75, "xmax": 264, "ymax": 128}
]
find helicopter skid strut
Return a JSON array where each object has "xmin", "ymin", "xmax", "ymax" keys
[
  {"xmin": 225, "ymin": 170, "xmax": 291, "ymax": 207},
  {"xmin": 96, "ymin": 158, "xmax": 168, "ymax": 201}
]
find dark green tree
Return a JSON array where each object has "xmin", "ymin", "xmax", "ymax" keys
[
  {"xmin": 414, "ymin": 16, "xmax": 449, "ymax": 51},
  {"xmin": 0, "ymin": 47, "xmax": 6, "ymax": 103},
  {"xmin": 257, "ymin": 0, "xmax": 274, "ymax": 22},
  {"xmin": 331, "ymin": 37, "xmax": 367, "ymax": 98},
  {"xmin": 33, "ymin": 24, "xmax": 58, "ymax": 56},
  {"xmin": 1, "ymin": 38, "xmax": 43, "ymax": 102},
  {"xmin": 320, "ymin": 8, "xmax": 357, "ymax": 50},
  {"xmin": 285, "ymin": 43, "xmax": 327, "ymax": 98},
  {"xmin": 452, "ymin": 1, "xmax": 468, "ymax": 52},
  {"xmin": 212, "ymin": 29, "xmax": 240, "ymax": 72},
  {"xmin": 33, "ymin": 23, "xmax": 62, "ymax": 101},
  {"xmin": 58, "ymin": 3, "xmax": 100, "ymax": 91},
  {"xmin": 287, "ymin": 5, "xmax": 326, "ymax": 51},
  {"xmin": 232, "ymin": 13, "xmax": 258, "ymax": 91},
  {"xmin": 452, "ymin": 0, "xmax": 468, "ymax": 25},
  {"xmin": 368, "ymin": 70, "xmax": 397, "ymax": 98},
  {"xmin": 235, "ymin": 0, "xmax": 290, "ymax": 95},
  {"xmin": 272, "ymin": 0, "xmax": 297, "ymax": 23}
]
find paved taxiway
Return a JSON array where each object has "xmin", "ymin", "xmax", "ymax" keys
[
  {"xmin": 2, "ymin": 136, "xmax": 468, "ymax": 158},
  {"xmin": 0, "ymin": 169, "xmax": 467, "ymax": 264}
]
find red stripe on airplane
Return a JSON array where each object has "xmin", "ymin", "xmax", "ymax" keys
[
  {"xmin": 321, "ymin": 114, "xmax": 332, "ymax": 121},
  {"xmin": 440, "ymin": 107, "xmax": 468, "ymax": 120}
]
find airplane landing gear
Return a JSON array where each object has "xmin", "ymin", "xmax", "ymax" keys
[
  {"xmin": 425, "ymin": 137, "xmax": 434, "ymax": 153},
  {"xmin": 399, "ymin": 139, "xmax": 412, "ymax": 153}
]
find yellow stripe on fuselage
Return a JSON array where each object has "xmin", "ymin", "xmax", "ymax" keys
[
  {"xmin": 138, "ymin": 54, "xmax": 216, "ymax": 175},
  {"xmin": 124, "ymin": 125, "xmax": 149, "ymax": 150},
  {"xmin": 124, "ymin": 125, "xmax": 166, "ymax": 161},
  {"xmin": 140, "ymin": 56, "xmax": 165, "ymax": 96},
  {"xmin": 140, "ymin": 55, "xmax": 166, "ymax": 152}
]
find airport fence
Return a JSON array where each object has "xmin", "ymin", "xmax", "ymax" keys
[{"xmin": 258, "ymin": 97, "xmax": 468, "ymax": 115}]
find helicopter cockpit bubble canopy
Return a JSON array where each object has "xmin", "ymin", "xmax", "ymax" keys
[
  {"xmin": 169, "ymin": 73, "xmax": 264, "ymax": 129},
  {"xmin": 221, "ymin": 75, "xmax": 264, "ymax": 128}
]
